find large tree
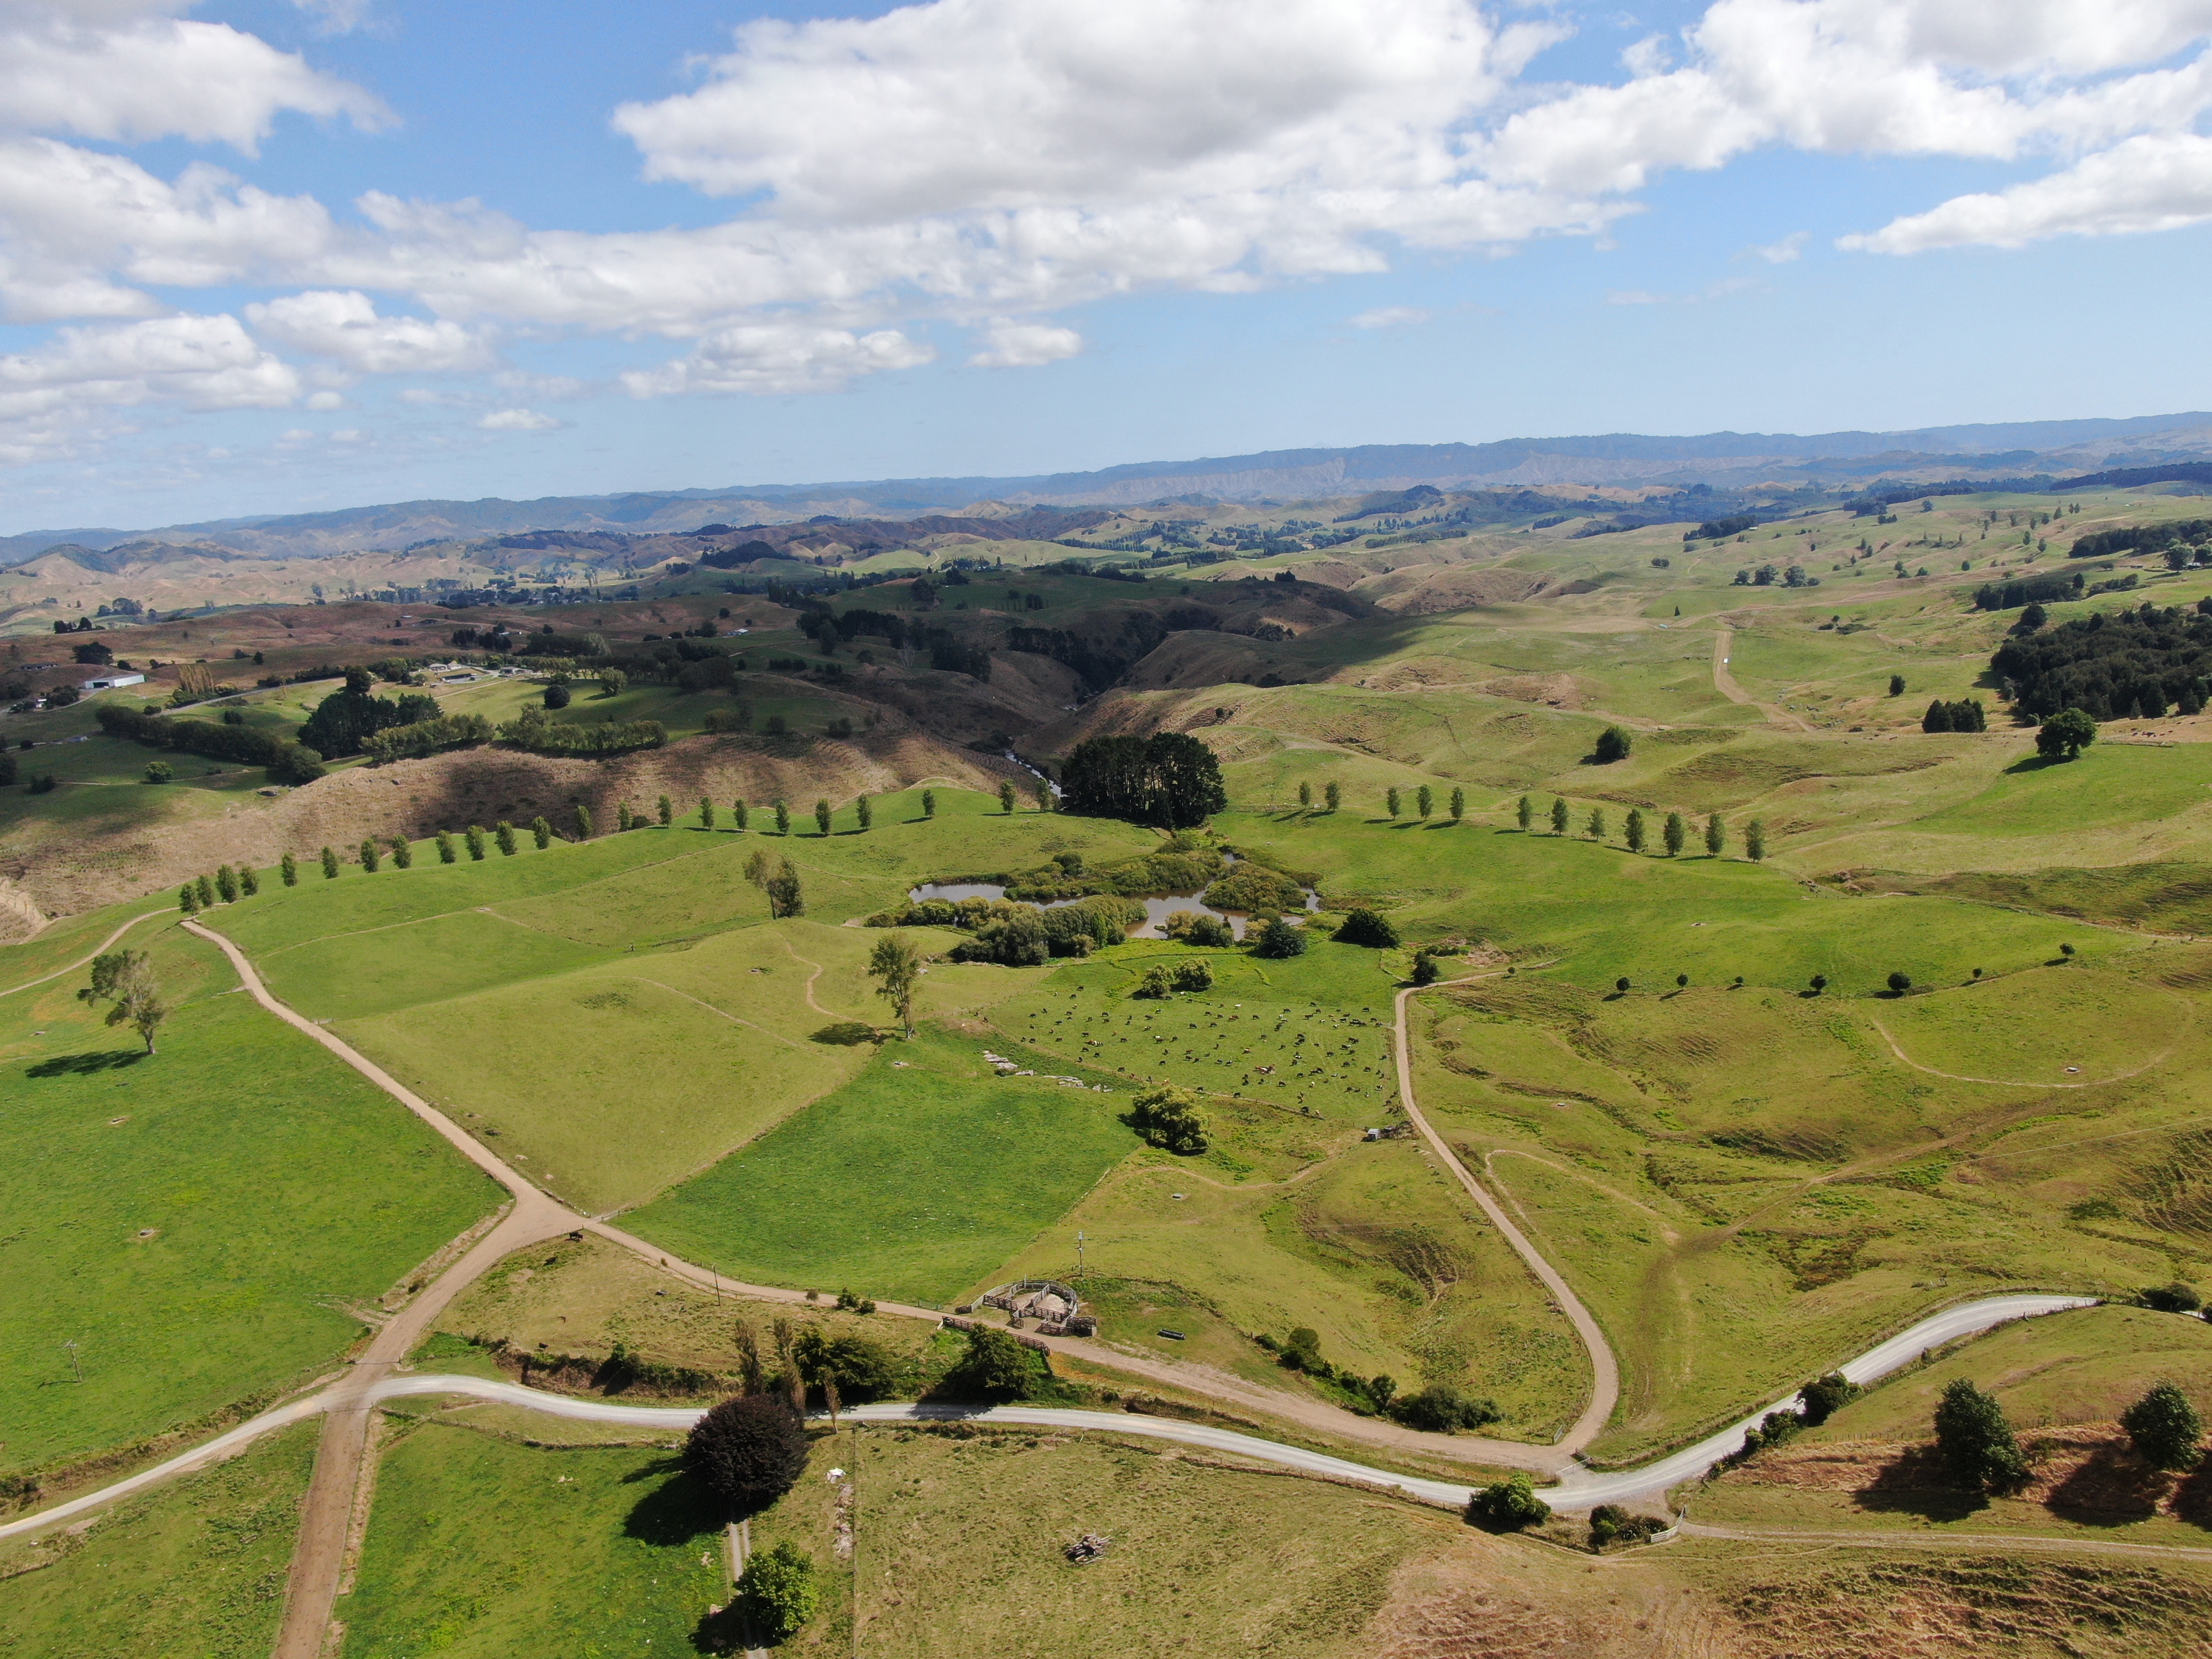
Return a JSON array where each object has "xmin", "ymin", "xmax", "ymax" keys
[
  {"xmin": 2121, "ymin": 1381, "xmax": 2204, "ymax": 1470},
  {"xmin": 298, "ymin": 668, "xmax": 431, "ymax": 759},
  {"xmin": 684, "ymin": 1394, "xmax": 809, "ymax": 1514},
  {"xmin": 2036, "ymin": 706, "xmax": 2097, "ymax": 760},
  {"xmin": 79, "ymin": 950, "xmax": 168, "ymax": 1054},
  {"xmin": 1058, "ymin": 732, "xmax": 1226, "ymax": 828},
  {"xmin": 1933, "ymin": 1378, "xmax": 2027, "ymax": 1494}
]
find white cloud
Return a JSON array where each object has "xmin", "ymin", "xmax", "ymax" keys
[
  {"xmin": 246, "ymin": 289, "xmax": 492, "ymax": 373},
  {"xmin": 1747, "ymin": 229, "xmax": 1807, "ymax": 262},
  {"xmin": 0, "ymin": 7, "xmax": 385, "ymax": 152},
  {"xmin": 1350, "ymin": 305, "xmax": 1432, "ymax": 328},
  {"xmin": 303, "ymin": 389, "xmax": 343, "ymax": 410},
  {"xmin": 1848, "ymin": 131, "xmax": 2212, "ymax": 252},
  {"xmin": 0, "ymin": 310, "xmax": 299, "ymax": 460},
  {"xmin": 1606, "ymin": 289, "xmax": 1667, "ymax": 305},
  {"xmin": 622, "ymin": 323, "xmax": 935, "ymax": 397},
  {"xmin": 967, "ymin": 321, "xmax": 1082, "ymax": 367},
  {"xmin": 476, "ymin": 406, "xmax": 558, "ymax": 430}
]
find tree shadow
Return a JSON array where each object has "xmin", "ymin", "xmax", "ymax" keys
[
  {"xmin": 2168, "ymin": 1459, "xmax": 2212, "ymax": 1528},
  {"xmin": 27, "ymin": 1051, "xmax": 144, "ymax": 1077},
  {"xmin": 1849, "ymin": 1446, "xmax": 1987, "ymax": 1521},
  {"xmin": 2004, "ymin": 754, "xmax": 2070, "ymax": 774},
  {"xmin": 623, "ymin": 1463, "xmax": 724, "ymax": 1547},
  {"xmin": 2047, "ymin": 1442, "xmax": 2170, "ymax": 1526}
]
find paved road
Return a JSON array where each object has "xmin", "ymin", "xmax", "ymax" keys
[{"xmin": 1393, "ymin": 970, "xmax": 1620, "ymax": 1453}]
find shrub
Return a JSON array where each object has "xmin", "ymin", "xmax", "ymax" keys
[
  {"xmin": 1410, "ymin": 953, "xmax": 1440, "ymax": 987},
  {"xmin": 1798, "ymin": 1372, "xmax": 1860, "ymax": 1426},
  {"xmin": 142, "ymin": 760, "xmax": 173, "ymax": 784},
  {"xmin": 683, "ymin": 1394, "xmax": 809, "ymax": 1513},
  {"xmin": 1466, "ymin": 1472, "xmax": 1550, "ymax": 1530},
  {"xmin": 1124, "ymin": 1084, "xmax": 1208, "ymax": 1154},
  {"xmin": 2121, "ymin": 1381, "xmax": 2204, "ymax": 1470},
  {"xmin": 1593, "ymin": 726, "xmax": 1632, "ymax": 764},
  {"xmin": 1588, "ymin": 1504, "xmax": 1667, "ymax": 1548},
  {"xmin": 1391, "ymin": 1385, "xmax": 1500, "ymax": 1433},
  {"xmin": 1334, "ymin": 908, "xmax": 1399, "ymax": 948},
  {"xmin": 1887, "ymin": 971, "xmax": 1912, "ymax": 994},
  {"xmin": 2141, "ymin": 1281, "xmax": 2203, "ymax": 1314},
  {"xmin": 1251, "ymin": 916, "xmax": 1307, "ymax": 958},
  {"xmin": 951, "ymin": 1324, "xmax": 1045, "ymax": 1400},
  {"xmin": 791, "ymin": 1330, "xmax": 902, "ymax": 1403},
  {"xmin": 542, "ymin": 681, "xmax": 571, "ymax": 709},
  {"xmin": 737, "ymin": 1542, "xmax": 817, "ymax": 1642}
]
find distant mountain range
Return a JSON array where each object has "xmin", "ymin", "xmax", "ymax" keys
[{"xmin": 9, "ymin": 411, "xmax": 2210, "ymax": 565}]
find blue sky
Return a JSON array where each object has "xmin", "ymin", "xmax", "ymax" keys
[{"xmin": 3, "ymin": 0, "xmax": 2211, "ymax": 531}]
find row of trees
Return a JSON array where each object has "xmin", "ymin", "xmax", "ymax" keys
[{"xmin": 1516, "ymin": 795, "xmax": 1766, "ymax": 860}]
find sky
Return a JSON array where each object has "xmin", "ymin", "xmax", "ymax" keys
[{"xmin": 4, "ymin": 0, "xmax": 2212, "ymax": 533}]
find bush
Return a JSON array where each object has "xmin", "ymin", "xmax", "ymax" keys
[
  {"xmin": 542, "ymin": 681, "xmax": 571, "ymax": 709},
  {"xmin": 1588, "ymin": 1504, "xmax": 1667, "ymax": 1548},
  {"xmin": 1391, "ymin": 1385, "xmax": 1500, "ymax": 1433},
  {"xmin": 791, "ymin": 1330, "xmax": 902, "ymax": 1402},
  {"xmin": 1798, "ymin": 1371, "xmax": 1860, "ymax": 1426},
  {"xmin": 1251, "ymin": 916, "xmax": 1307, "ymax": 958},
  {"xmin": 737, "ymin": 1541, "xmax": 817, "ymax": 1642},
  {"xmin": 142, "ymin": 760, "xmax": 172, "ymax": 783},
  {"xmin": 1466, "ymin": 1472, "xmax": 1550, "ymax": 1531},
  {"xmin": 1162, "ymin": 910, "xmax": 1234, "ymax": 948},
  {"xmin": 2141, "ymin": 1281, "xmax": 2203, "ymax": 1314},
  {"xmin": 1201, "ymin": 862, "xmax": 1305, "ymax": 914},
  {"xmin": 1334, "ymin": 907, "xmax": 1399, "ymax": 948},
  {"xmin": 683, "ymin": 1394, "xmax": 809, "ymax": 1513},
  {"xmin": 1124, "ymin": 1083, "xmax": 1207, "ymax": 1154},
  {"xmin": 1410, "ymin": 953, "xmax": 1440, "ymax": 986},
  {"xmin": 1592, "ymin": 726, "xmax": 1631, "ymax": 764},
  {"xmin": 950, "ymin": 1324, "xmax": 1045, "ymax": 1400}
]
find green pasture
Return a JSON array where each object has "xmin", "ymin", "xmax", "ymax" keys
[
  {"xmin": 0, "ymin": 924, "xmax": 498, "ymax": 1472},
  {"xmin": 1907, "ymin": 743, "xmax": 2212, "ymax": 839},
  {"xmin": 337, "ymin": 1422, "xmax": 728, "ymax": 1659},
  {"xmin": 0, "ymin": 1420, "xmax": 316, "ymax": 1659},
  {"xmin": 623, "ymin": 1026, "xmax": 1136, "ymax": 1307}
]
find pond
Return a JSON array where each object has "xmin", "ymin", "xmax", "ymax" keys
[{"xmin": 906, "ymin": 879, "xmax": 1319, "ymax": 942}]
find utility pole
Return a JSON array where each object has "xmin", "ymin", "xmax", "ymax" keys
[
  {"xmin": 62, "ymin": 1339, "xmax": 81, "ymax": 1383},
  {"xmin": 1076, "ymin": 1231, "xmax": 1086, "ymax": 1279}
]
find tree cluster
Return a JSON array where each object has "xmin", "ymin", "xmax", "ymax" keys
[
  {"xmin": 1058, "ymin": 732, "xmax": 1227, "ymax": 828},
  {"xmin": 96, "ymin": 703, "xmax": 325, "ymax": 785},
  {"xmin": 1135, "ymin": 959, "xmax": 1213, "ymax": 998},
  {"xmin": 1921, "ymin": 698, "xmax": 1987, "ymax": 733},
  {"xmin": 1991, "ymin": 605, "xmax": 2212, "ymax": 720},
  {"xmin": 2067, "ymin": 518, "xmax": 2212, "ymax": 561},
  {"xmin": 1972, "ymin": 571, "xmax": 2081, "ymax": 612},
  {"xmin": 299, "ymin": 669, "xmax": 436, "ymax": 759},
  {"xmin": 1124, "ymin": 1083, "xmax": 1208, "ymax": 1154}
]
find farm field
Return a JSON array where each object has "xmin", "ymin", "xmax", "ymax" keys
[
  {"xmin": 0, "ymin": 1421, "xmax": 318, "ymax": 1659},
  {"xmin": 0, "ymin": 921, "xmax": 498, "ymax": 1474}
]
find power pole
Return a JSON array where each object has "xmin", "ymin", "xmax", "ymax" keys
[
  {"xmin": 62, "ymin": 1339, "xmax": 81, "ymax": 1383},
  {"xmin": 1076, "ymin": 1231, "xmax": 1086, "ymax": 1279}
]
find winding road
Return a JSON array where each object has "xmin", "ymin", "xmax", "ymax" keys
[{"xmin": 0, "ymin": 916, "xmax": 2121, "ymax": 1647}]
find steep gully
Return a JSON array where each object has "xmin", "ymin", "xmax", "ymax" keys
[{"xmin": 0, "ymin": 921, "xmax": 2103, "ymax": 1640}]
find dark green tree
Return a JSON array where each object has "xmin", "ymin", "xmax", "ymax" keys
[
  {"xmin": 1585, "ymin": 806, "xmax": 1606, "ymax": 839},
  {"xmin": 358, "ymin": 838, "xmax": 379, "ymax": 873},
  {"xmin": 1411, "ymin": 953, "xmax": 1440, "ymax": 986},
  {"xmin": 954, "ymin": 1324, "xmax": 1042, "ymax": 1399},
  {"xmin": 196, "ymin": 874, "xmax": 215, "ymax": 908},
  {"xmin": 1386, "ymin": 786, "xmax": 1402, "ymax": 819},
  {"xmin": 684, "ymin": 1394, "xmax": 808, "ymax": 1513},
  {"xmin": 774, "ymin": 800, "xmax": 791, "ymax": 834},
  {"xmin": 698, "ymin": 797, "xmax": 716, "ymax": 831},
  {"xmin": 1934, "ymin": 1378, "xmax": 2028, "ymax": 1493},
  {"xmin": 1704, "ymin": 813, "xmax": 1725, "ymax": 855},
  {"xmin": 1888, "ymin": 674, "xmax": 1907, "ymax": 696},
  {"xmin": 921, "ymin": 788, "xmax": 936, "ymax": 818},
  {"xmin": 1799, "ymin": 1373, "xmax": 1860, "ymax": 1426},
  {"xmin": 435, "ymin": 830, "xmax": 456, "ymax": 864},
  {"xmin": 1297, "ymin": 780, "xmax": 1312, "ymax": 808},
  {"xmin": 1515, "ymin": 794, "xmax": 1533, "ymax": 831},
  {"xmin": 857, "ymin": 794, "xmax": 873, "ymax": 831},
  {"xmin": 2037, "ymin": 706, "xmax": 2097, "ymax": 760},
  {"xmin": 1625, "ymin": 807, "xmax": 1646, "ymax": 853},
  {"xmin": 1449, "ymin": 786, "xmax": 1465, "ymax": 821},
  {"xmin": 215, "ymin": 864, "xmax": 238, "ymax": 904},
  {"xmin": 280, "ymin": 851, "xmax": 298, "ymax": 887},
  {"xmin": 532, "ymin": 816, "xmax": 552, "ymax": 849},
  {"xmin": 1334, "ymin": 909, "xmax": 1399, "ymax": 948},
  {"xmin": 2121, "ymin": 1381, "xmax": 2204, "ymax": 1470},
  {"xmin": 816, "ymin": 798, "xmax": 834, "ymax": 836},
  {"xmin": 1415, "ymin": 784, "xmax": 1433, "ymax": 820},
  {"xmin": 732, "ymin": 799, "xmax": 748, "ymax": 832},
  {"xmin": 573, "ymin": 803, "xmax": 592, "ymax": 840},
  {"xmin": 238, "ymin": 865, "xmax": 259, "ymax": 895},
  {"xmin": 998, "ymin": 779, "xmax": 1016, "ymax": 814},
  {"xmin": 1809, "ymin": 973, "xmax": 1828, "ymax": 994},
  {"xmin": 1887, "ymin": 971, "xmax": 1912, "ymax": 993},
  {"xmin": 1593, "ymin": 726, "xmax": 1632, "ymax": 764},
  {"xmin": 657, "ymin": 794, "xmax": 673, "ymax": 827},
  {"xmin": 1324, "ymin": 781, "xmax": 1342, "ymax": 812},
  {"xmin": 390, "ymin": 838, "xmax": 413, "ymax": 869},
  {"xmin": 1125, "ymin": 1084, "xmax": 1208, "ymax": 1154},
  {"xmin": 494, "ymin": 821, "xmax": 518, "ymax": 855},
  {"xmin": 1550, "ymin": 797, "xmax": 1569, "ymax": 834},
  {"xmin": 543, "ymin": 681, "xmax": 571, "ymax": 710},
  {"xmin": 1057, "ymin": 732, "xmax": 1227, "ymax": 828},
  {"xmin": 1252, "ymin": 915, "xmax": 1307, "ymax": 958},
  {"xmin": 1466, "ymin": 1472, "xmax": 1550, "ymax": 1530},
  {"xmin": 1745, "ymin": 820, "xmax": 1767, "ymax": 862},
  {"xmin": 868, "ymin": 933, "xmax": 923, "ymax": 1039},
  {"xmin": 321, "ymin": 845, "xmax": 340, "ymax": 879},
  {"xmin": 178, "ymin": 881, "xmax": 199, "ymax": 915},
  {"xmin": 1663, "ymin": 812, "xmax": 1686, "ymax": 856},
  {"xmin": 465, "ymin": 825, "xmax": 486, "ymax": 860}
]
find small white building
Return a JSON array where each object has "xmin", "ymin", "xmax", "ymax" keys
[{"xmin": 80, "ymin": 672, "xmax": 147, "ymax": 692}]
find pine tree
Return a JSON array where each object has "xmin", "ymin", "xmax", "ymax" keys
[
  {"xmin": 1745, "ymin": 820, "xmax": 1767, "ymax": 862},
  {"xmin": 392, "ymin": 838, "xmax": 413, "ymax": 869},
  {"xmin": 465, "ymin": 825, "xmax": 486, "ymax": 860},
  {"xmin": 617, "ymin": 803, "xmax": 633, "ymax": 832},
  {"xmin": 179, "ymin": 881, "xmax": 200, "ymax": 915},
  {"xmin": 657, "ymin": 794, "xmax": 673, "ymax": 827},
  {"xmin": 774, "ymin": 800, "xmax": 791, "ymax": 834},
  {"xmin": 921, "ymin": 789, "xmax": 936, "ymax": 818},
  {"xmin": 857, "ymin": 794, "xmax": 873, "ymax": 831},
  {"xmin": 532, "ymin": 816, "xmax": 552, "ymax": 849},
  {"xmin": 321, "ymin": 846, "xmax": 341, "ymax": 879},
  {"xmin": 1449, "ymin": 786, "xmax": 1465, "ymax": 821},
  {"xmin": 998, "ymin": 780, "xmax": 1016, "ymax": 814},
  {"xmin": 732, "ymin": 799, "xmax": 748, "ymax": 831},
  {"xmin": 1625, "ymin": 808, "xmax": 1646, "ymax": 853},
  {"xmin": 816, "ymin": 798, "xmax": 833, "ymax": 836},
  {"xmin": 280, "ymin": 851, "xmax": 298, "ymax": 887},
  {"xmin": 1387, "ymin": 786, "xmax": 1401, "ymax": 818},
  {"xmin": 1585, "ymin": 806, "xmax": 1606, "ymax": 839},
  {"xmin": 575, "ymin": 803, "xmax": 593, "ymax": 840},
  {"xmin": 1516, "ymin": 795, "xmax": 1533, "ymax": 832},
  {"xmin": 1324, "ymin": 781, "xmax": 1342, "ymax": 812},
  {"xmin": 698, "ymin": 797, "xmax": 715, "ymax": 830},
  {"xmin": 495, "ymin": 821, "xmax": 518, "ymax": 855},
  {"xmin": 1550, "ymin": 797, "xmax": 1569, "ymax": 834},
  {"xmin": 1663, "ymin": 812, "xmax": 1686, "ymax": 857},
  {"xmin": 1704, "ymin": 813, "xmax": 1724, "ymax": 856},
  {"xmin": 239, "ymin": 865, "xmax": 259, "ymax": 896},
  {"xmin": 1298, "ymin": 781, "xmax": 1312, "ymax": 808},
  {"xmin": 215, "ymin": 864, "xmax": 238, "ymax": 904},
  {"xmin": 1416, "ymin": 784, "xmax": 1433, "ymax": 820},
  {"xmin": 436, "ymin": 830, "xmax": 456, "ymax": 863},
  {"xmin": 359, "ymin": 838, "xmax": 380, "ymax": 873}
]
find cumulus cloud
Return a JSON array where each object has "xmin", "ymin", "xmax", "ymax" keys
[
  {"xmin": 967, "ymin": 321, "xmax": 1082, "ymax": 367},
  {"xmin": 1350, "ymin": 305, "xmax": 1432, "ymax": 328},
  {"xmin": 1850, "ymin": 131, "xmax": 2212, "ymax": 252},
  {"xmin": 0, "ymin": 310, "xmax": 298, "ymax": 459},
  {"xmin": 0, "ymin": 6, "xmax": 385, "ymax": 151},
  {"xmin": 476, "ymin": 406, "xmax": 558, "ymax": 430},
  {"xmin": 246, "ymin": 289, "xmax": 492, "ymax": 373},
  {"xmin": 624, "ymin": 324, "xmax": 933, "ymax": 397}
]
